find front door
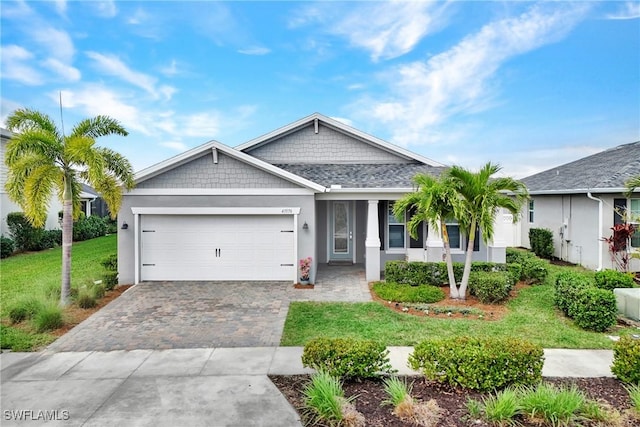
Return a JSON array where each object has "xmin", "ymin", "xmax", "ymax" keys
[{"xmin": 329, "ymin": 201, "xmax": 353, "ymax": 262}]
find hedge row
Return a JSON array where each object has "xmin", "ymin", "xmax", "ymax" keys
[
  {"xmin": 408, "ymin": 336, "xmax": 544, "ymax": 391},
  {"xmin": 384, "ymin": 261, "xmax": 522, "ymax": 288},
  {"xmin": 505, "ymin": 248, "xmax": 549, "ymax": 285},
  {"xmin": 554, "ymin": 271, "xmax": 617, "ymax": 332}
]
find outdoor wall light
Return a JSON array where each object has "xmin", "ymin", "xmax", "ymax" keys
[
  {"xmin": 121, "ymin": 222, "xmax": 129, "ymax": 230},
  {"xmin": 303, "ymin": 221, "xmax": 309, "ymax": 230}
]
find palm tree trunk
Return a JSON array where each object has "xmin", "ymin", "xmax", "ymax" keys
[
  {"xmin": 60, "ymin": 176, "xmax": 73, "ymax": 306},
  {"xmin": 458, "ymin": 218, "xmax": 476, "ymax": 300},
  {"xmin": 441, "ymin": 219, "xmax": 460, "ymax": 299}
]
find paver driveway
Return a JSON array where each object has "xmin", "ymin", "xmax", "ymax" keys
[{"xmin": 47, "ymin": 266, "xmax": 371, "ymax": 352}]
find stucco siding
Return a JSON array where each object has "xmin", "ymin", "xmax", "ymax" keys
[
  {"xmin": 247, "ymin": 123, "xmax": 412, "ymax": 164},
  {"xmin": 136, "ymin": 152, "xmax": 299, "ymax": 189},
  {"xmin": 118, "ymin": 194, "xmax": 316, "ymax": 284}
]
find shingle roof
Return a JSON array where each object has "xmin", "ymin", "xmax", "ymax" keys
[
  {"xmin": 274, "ymin": 163, "xmax": 447, "ymax": 188},
  {"xmin": 521, "ymin": 141, "xmax": 640, "ymax": 193}
]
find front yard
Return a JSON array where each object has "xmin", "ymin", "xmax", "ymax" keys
[
  {"xmin": 281, "ymin": 263, "xmax": 638, "ymax": 349},
  {"xmin": 0, "ymin": 234, "xmax": 117, "ymax": 351}
]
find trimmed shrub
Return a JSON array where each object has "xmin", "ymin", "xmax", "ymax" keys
[
  {"xmin": 529, "ymin": 228, "xmax": 554, "ymax": 259},
  {"xmin": 1, "ymin": 236, "xmax": 15, "ymax": 258},
  {"xmin": 73, "ymin": 215, "xmax": 108, "ymax": 241},
  {"xmin": 8, "ymin": 296, "xmax": 46, "ymax": 324},
  {"xmin": 302, "ymin": 337, "xmax": 394, "ymax": 379},
  {"xmin": 384, "ymin": 261, "xmax": 516, "ymax": 287},
  {"xmin": 594, "ymin": 269, "xmax": 635, "ymax": 291},
  {"xmin": 469, "ymin": 271, "xmax": 512, "ymax": 304},
  {"xmin": 372, "ymin": 281, "xmax": 445, "ymax": 303},
  {"xmin": 521, "ymin": 256, "xmax": 549, "ymax": 285},
  {"xmin": 408, "ymin": 337, "xmax": 544, "ymax": 391},
  {"xmin": 506, "ymin": 263, "xmax": 522, "ymax": 286},
  {"xmin": 33, "ymin": 303, "xmax": 64, "ymax": 332},
  {"xmin": 102, "ymin": 272, "xmax": 118, "ymax": 290},
  {"xmin": 555, "ymin": 271, "xmax": 592, "ymax": 315},
  {"xmin": 101, "ymin": 254, "xmax": 118, "ymax": 271},
  {"xmin": 611, "ymin": 336, "xmax": 640, "ymax": 384}
]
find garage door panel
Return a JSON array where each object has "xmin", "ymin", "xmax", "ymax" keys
[{"xmin": 140, "ymin": 214, "xmax": 295, "ymax": 281}]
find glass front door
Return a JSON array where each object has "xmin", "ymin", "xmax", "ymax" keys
[{"xmin": 330, "ymin": 201, "xmax": 353, "ymax": 261}]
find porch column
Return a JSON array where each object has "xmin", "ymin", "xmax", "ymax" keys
[
  {"xmin": 425, "ymin": 222, "xmax": 444, "ymax": 262},
  {"xmin": 488, "ymin": 209, "xmax": 507, "ymax": 263},
  {"xmin": 365, "ymin": 200, "xmax": 381, "ymax": 281}
]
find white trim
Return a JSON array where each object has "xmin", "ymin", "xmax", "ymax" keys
[
  {"xmin": 134, "ymin": 140, "xmax": 325, "ymax": 192},
  {"xmin": 236, "ymin": 113, "xmax": 444, "ymax": 167},
  {"xmin": 317, "ymin": 190, "xmax": 409, "ymax": 201},
  {"xmin": 131, "ymin": 207, "xmax": 301, "ymax": 216},
  {"xmin": 528, "ymin": 188, "xmax": 637, "ymax": 195},
  {"xmin": 125, "ymin": 188, "xmax": 315, "ymax": 196},
  {"xmin": 293, "ymin": 214, "xmax": 299, "ymax": 282},
  {"xmin": 134, "ymin": 213, "xmax": 140, "ymax": 285}
]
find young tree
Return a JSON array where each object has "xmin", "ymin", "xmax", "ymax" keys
[
  {"xmin": 393, "ymin": 173, "xmax": 463, "ymax": 298},
  {"xmin": 447, "ymin": 163, "xmax": 528, "ymax": 299},
  {"xmin": 5, "ymin": 108, "xmax": 134, "ymax": 306}
]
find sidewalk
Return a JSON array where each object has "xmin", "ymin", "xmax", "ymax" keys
[{"xmin": 0, "ymin": 347, "xmax": 614, "ymax": 426}]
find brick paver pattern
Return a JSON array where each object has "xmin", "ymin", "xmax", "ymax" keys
[{"xmin": 47, "ymin": 265, "xmax": 371, "ymax": 352}]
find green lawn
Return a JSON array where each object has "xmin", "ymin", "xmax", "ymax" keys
[
  {"xmin": 281, "ymin": 265, "xmax": 635, "ymax": 349},
  {"xmin": 0, "ymin": 234, "xmax": 117, "ymax": 350}
]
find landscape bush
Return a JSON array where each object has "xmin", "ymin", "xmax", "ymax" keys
[
  {"xmin": 73, "ymin": 215, "xmax": 108, "ymax": 241},
  {"xmin": 372, "ymin": 281, "xmax": 445, "ymax": 303},
  {"xmin": 101, "ymin": 253, "xmax": 119, "ymax": 290},
  {"xmin": 6, "ymin": 212, "xmax": 60, "ymax": 251},
  {"xmin": 554, "ymin": 271, "xmax": 617, "ymax": 332},
  {"xmin": 520, "ymin": 256, "xmax": 549, "ymax": 285},
  {"xmin": 468, "ymin": 271, "xmax": 512, "ymax": 304},
  {"xmin": 594, "ymin": 269, "xmax": 635, "ymax": 290},
  {"xmin": 1, "ymin": 236, "xmax": 15, "ymax": 258},
  {"xmin": 384, "ymin": 261, "xmax": 518, "ymax": 287},
  {"xmin": 611, "ymin": 336, "xmax": 640, "ymax": 384},
  {"xmin": 529, "ymin": 228, "xmax": 554, "ymax": 259},
  {"xmin": 302, "ymin": 337, "xmax": 394, "ymax": 379},
  {"xmin": 408, "ymin": 336, "xmax": 543, "ymax": 391}
]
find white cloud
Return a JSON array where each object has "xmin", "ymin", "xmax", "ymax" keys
[
  {"xmin": 160, "ymin": 59, "xmax": 179, "ymax": 77},
  {"xmin": 1, "ymin": 45, "xmax": 43, "ymax": 85},
  {"xmin": 357, "ymin": 3, "xmax": 590, "ymax": 146},
  {"xmin": 86, "ymin": 51, "xmax": 175, "ymax": 100},
  {"xmin": 160, "ymin": 141, "xmax": 188, "ymax": 151},
  {"xmin": 31, "ymin": 26, "xmax": 75, "ymax": 62},
  {"xmin": 238, "ymin": 46, "xmax": 271, "ymax": 55},
  {"xmin": 42, "ymin": 58, "xmax": 81, "ymax": 81},
  {"xmin": 53, "ymin": 0, "xmax": 67, "ymax": 16},
  {"xmin": 127, "ymin": 7, "xmax": 148, "ymax": 25},
  {"xmin": 1, "ymin": 98, "xmax": 24, "ymax": 126},
  {"xmin": 347, "ymin": 83, "xmax": 365, "ymax": 91},
  {"xmin": 94, "ymin": 1, "xmax": 117, "ymax": 18},
  {"xmin": 606, "ymin": 2, "xmax": 640, "ymax": 20},
  {"xmin": 182, "ymin": 112, "xmax": 220, "ymax": 137}
]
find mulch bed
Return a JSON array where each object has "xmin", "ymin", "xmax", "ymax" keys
[{"xmin": 270, "ymin": 374, "xmax": 637, "ymax": 426}]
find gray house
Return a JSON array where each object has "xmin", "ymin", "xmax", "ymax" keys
[
  {"xmin": 520, "ymin": 141, "xmax": 640, "ymax": 272},
  {"xmin": 117, "ymin": 113, "xmax": 512, "ymax": 285}
]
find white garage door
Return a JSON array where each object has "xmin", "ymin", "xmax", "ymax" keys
[{"xmin": 140, "ymin": 215, "xmax": 295, "ymax": 281}]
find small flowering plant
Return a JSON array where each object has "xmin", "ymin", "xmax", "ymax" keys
[{"xmin": 299, "ymin": 256, "xmax": 312, "ymax": 281}]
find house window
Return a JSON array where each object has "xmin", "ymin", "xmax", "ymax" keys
[
  {"xmin": 446, "ymin": 219, "xmax": 461, "ymax": 250},
  {"xmin": 528, "ymin": 200, "xmax": 534, "ymax": 223},
  {"xmin": 387, "ymin": 203, "xmax": 405, "ymax": 249},
  {"xmin": 631, "ymin": 199, "xmax": 640, "ymax": 248}
]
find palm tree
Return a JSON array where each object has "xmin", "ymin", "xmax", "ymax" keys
[
  {"xmin": 5, "ymin": 108, "xmax": 134, "ymax": 306},
  {"xmin": 393, "ymin": 173, "xmax": 463, "ymax": 298},
  {"xmin": 447, "ymin": 162, "xmax": 528, "ymax": 299},
  {"xmin": 625, "ymin": 175, "xmax": 640, "ymax": 197}
]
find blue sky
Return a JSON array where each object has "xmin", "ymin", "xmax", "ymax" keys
[{"xmin": 1, "ymin": 1, "xmax": 639, "ymax": 178}]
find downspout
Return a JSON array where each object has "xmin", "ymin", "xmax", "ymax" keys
[{"xmin": 586, "ymin": 192, "xmax": 603, "ymax": 271}]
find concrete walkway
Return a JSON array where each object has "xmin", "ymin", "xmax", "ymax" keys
[{"xmin": 0, "ymin": 347, "xmax": 614, "ymax": 426}]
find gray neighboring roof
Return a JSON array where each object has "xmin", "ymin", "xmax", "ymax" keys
[
  {"xmin": 275, "ymin": 163, "xmax": 447, "ymax": 188},
  {"xmin": 522, "ymin": 141, "xmax": 640, "ymax": 194}
]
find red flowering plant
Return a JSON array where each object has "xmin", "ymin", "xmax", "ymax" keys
[
  {"xmin": 602, "ymin": 223, "xmax": 636, "ymax": 272},
  {"xmin": 299, "ymin": 257, "xmax": 312, "ymax": 281}
]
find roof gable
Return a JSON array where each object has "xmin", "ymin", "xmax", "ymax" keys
[
  {"xmin": 134, "ymin": 141, "xmax": 325, "ymax": 191},
  {"xmin": 522, "ymin": 141, "xmax": 640, "ymax": 193},
  {"xmin": 236, "ymin": 113, "xmax": 443, "ymax": 167}
]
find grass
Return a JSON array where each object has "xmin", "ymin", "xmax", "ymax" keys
[
  {"xmin": 281, "ymin": 263, "xmax": 634, "ymax": 348},
  {"xmin": 372, "ymin": 281, "xmax": 445, "ymax": 303},
  {"xmin": 0, "ymin": 234, "xmax": 116, "ymax": 350}
]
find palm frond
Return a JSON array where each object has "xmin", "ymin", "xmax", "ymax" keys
[
  {"xmin": 70, "ymin": 116, "xmax": 128, "ymax": 139},
  {"xmin": 625, "ymin": 175, "xmax": 640, "ymax": 197},
  {"xmin": 98, "ymin": 147, "xmax": 136, "ymax": 189},
  {"xmin": 5, "ymin": 108, "xmax": 61, "ymax": 140},
  {"xmin": 23, "ymin": 165, "xmax": 60, "ymax": 227}
]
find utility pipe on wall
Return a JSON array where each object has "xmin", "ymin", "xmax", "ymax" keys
[{"xmin": 586, "ymin": 192, "xmax": 603, "ymax": 271}]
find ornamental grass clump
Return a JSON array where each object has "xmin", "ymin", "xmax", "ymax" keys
[
  {"xmin": 482, "ymin": 387, "xmax": 521, "ymax": 426},
  {"xmin": 302, "ymin": 371, "xmax": 364, "ymax": 427},
  {"xmin": 519, "ymin": 383, "xmax": 585, "ymax": 427},
  {"xmin": 382, "ymin": 376, "xmax": 442, "ymax": 427}
]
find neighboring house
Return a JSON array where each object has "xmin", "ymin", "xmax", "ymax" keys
[
  {"xmin": 1, "ymin": 128, "xmax": 102, "ymax": 236},
  {"xmin": 117, "ymin": 113, "xmax": 516, "ymax": 285},
  {"xmin": 520, "ymin": 141, "xmax": 640, "ymax": 272}
]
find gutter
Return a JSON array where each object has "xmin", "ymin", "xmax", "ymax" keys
[{"xmin": 586, "ymin": 192, "xmax": 603, "ymax": 271}]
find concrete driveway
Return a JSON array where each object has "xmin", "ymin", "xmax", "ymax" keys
[{"xmin": 47, "ymin": 265, "xmax": 371, "ymax": 352}]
